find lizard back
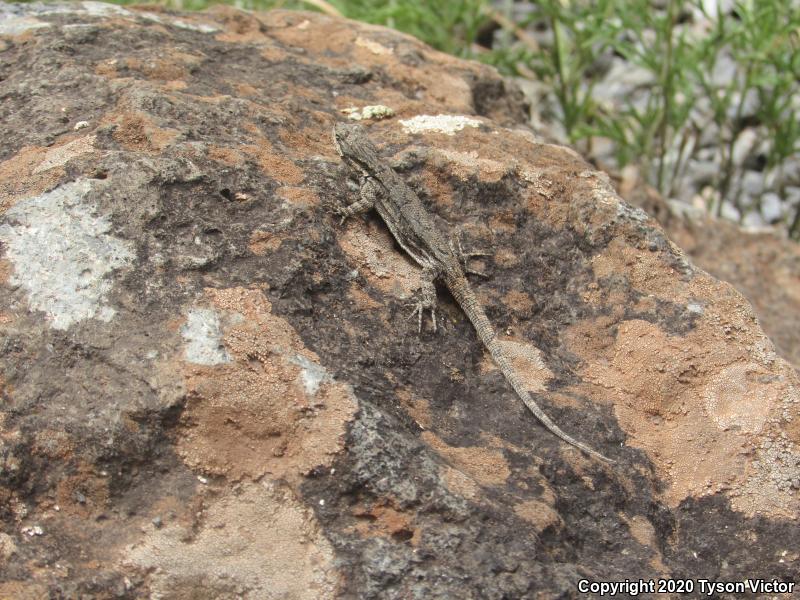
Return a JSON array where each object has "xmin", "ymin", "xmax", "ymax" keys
[{"xmin": 333, "ymin": 123, "xmax": 455, "ymax": 274}]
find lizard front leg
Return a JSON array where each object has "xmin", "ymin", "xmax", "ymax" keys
[{"xmin": 336, "ymin": 176, "xmax": 380, "ymax": 223}]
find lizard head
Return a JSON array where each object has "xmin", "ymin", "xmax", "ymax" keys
[{"xmin": 332, "ymin": 123, "xmax": 371, "ymax": 175}]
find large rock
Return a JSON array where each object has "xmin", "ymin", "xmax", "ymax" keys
[
  {"xmin": 619, "ymin": 176, "xmax": 800, "ymax": 371},
  {"xmin": 0, "ymin": 3, "xmax": 797, "ymax": 597}
]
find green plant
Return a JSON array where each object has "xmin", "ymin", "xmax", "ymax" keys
[
  {"xmin": 688, "ymin": 0, "xmax": 800, "ymax": 223},
  {"xmin": 331, "ymin": 0, "xmax": 488, "ymax": 58},
  {"xmin": 605, "ymin": 0, "xmax": 699, "ymax": 195},
  {"xmin": 495, "ymin": 0, "xmax": 617, "ymax": 145},
  {"xmin": 500, "ymin": 0, "xmax": 799, "ymax": 232}
]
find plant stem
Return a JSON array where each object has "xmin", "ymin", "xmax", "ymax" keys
[
  {"xmin": 717, "ymin": 63, "xmax": 752, "ymax": 217},
  {"xmin": 656, "ymin": 0, "xmax": 677, "ymax": 196},
  {"xmin": 549, "ymin": 11, "xmax": 572, "ymax": 138},
  {"xmin": 789, "ymin": 205, "xmax": 800, "ymax": 239}
]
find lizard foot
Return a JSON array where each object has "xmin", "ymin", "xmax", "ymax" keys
[
  {"xmin": 406, "ymin": 301, "xmax": 437, "ymax": 333},
  {"xmin": 406, "ymin": 273, "xmax": 438, "ymax": 333}
]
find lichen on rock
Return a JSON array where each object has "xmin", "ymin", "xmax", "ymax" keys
[{"xmin": 0, "ymin": 2, "xmax": 797, "ymax": 597}]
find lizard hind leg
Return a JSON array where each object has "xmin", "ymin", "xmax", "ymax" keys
[
  {"xmin": 451, "ymin": 232, "xmax": 490, "ymax": 277},
  {"xmin": 406, "ymin": 267, "xmax": 438, "ymax": 333}
]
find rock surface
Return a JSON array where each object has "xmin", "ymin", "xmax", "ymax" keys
[
  {"xmin": 0, "ymin": 3, "xmax": 798, "ymax": 598},
  {"xmin": 620, "ymin": 173, "xmax": 800, "ymax": 371}
]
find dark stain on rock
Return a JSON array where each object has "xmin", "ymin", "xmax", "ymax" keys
[{"xmin": 1, "ymin": 3, "xmax": 797, "ymax": 597}]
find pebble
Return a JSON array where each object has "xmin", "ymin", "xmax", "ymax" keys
[
  {"xmin": 687, "ymin": 159, "xmax": 719, "ymax": 186},
  {"xmin": 785, "ymin": 187, "xmax": 800, "ymax": 206},
  {"xmin": 742, "ymin": 211, "xmax": 765, "ymax": 228},
  {"xmin": 740, "ymin": 170, "xmax": 764, "ymax": 198},
  {"xmin": 720, "ymin": 201, "xmax": 740, "ymax": 222},
  {"xmin": 732, "ymin": 129, "xmax": 758, "ymax": 168},
  {"xmin": 761, "ymin": 192, "xmax": 783, "ymax": 223}
]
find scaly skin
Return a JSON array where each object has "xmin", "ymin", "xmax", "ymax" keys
[{"xmin": 333, "ymin": 123, "xmax": 613, "ymax": 463}]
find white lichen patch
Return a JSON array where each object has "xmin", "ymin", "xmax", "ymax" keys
[
  {"xmin": 0, "ymin": 0, "xmax": 130, "ymax": 25},
  {"xmin": 138, "ymin": 10, "xmax": 219, "ymax": 32},
  {"xmin": 80, "ymin": 1, "xmax": 133, "ymax": 17},
  {"xmin": 341, "ymin": 105, "xmax": 395, "ymax": 121},
  {"xmin": 170, "ymin": 18, "xmax": 219, "ymax": 33},
  {"xmin": 181, "ymin": 308, "xmax": 231, "ymax": 365},
  {"xmin": 399, "ymin": 115, "xmax": 482, "ymax": 136},
  {"xmin": 0, "ymin": 180, "xmax": 133, "ymax": 330},
  {"xmin": 290, "ymin": 354, "xmax": 331, "ymax": 396},
  {"xmin": 0, "ymin": 16, "xmax": 50, "ymax": 35},
  {"xmin": 355, "ymin": 36, "xmax": 393, "ymax": 55},
  {"xmin": 736, "ymin": 435, "xmax": 800, "ymax": 518}
]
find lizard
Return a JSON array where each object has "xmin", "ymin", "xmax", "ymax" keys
[{"xmin": 332, "ymin": 122, "xmax": 613, "ymax": 463}]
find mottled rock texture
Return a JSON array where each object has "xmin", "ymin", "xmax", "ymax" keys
[
  {"xmin": 620, "ymin": 176, "xmax": 800, "ymax": 372},
  {"xmin": 0, "ymin": 3, "xmax": 798, "ymax": 598}
]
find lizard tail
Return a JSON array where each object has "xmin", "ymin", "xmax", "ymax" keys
[
  {"xmin": 446, "ymin": 273, "xmax": 614, "ymax": 463},
  {"xmin": 490, "ymin": 344, "xmax": 615, "ymax": 463}
]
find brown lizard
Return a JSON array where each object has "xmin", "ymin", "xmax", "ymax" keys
[{"xmin": 333, "ymin": 122, "xmax": 613, "ymax": 463}]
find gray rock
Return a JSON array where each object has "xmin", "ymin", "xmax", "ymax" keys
[
  {"xmin": 761, "ymin": 192, "xmax": 784, "ymax": 223},
  {"xmin": 720, "ymin": 200, "xmax": 741, "ymax": 221},
  {"xmin": 732, "ymin": 129, "xmax": 758, "ymax": 168},
  {"xmin": 741, "ymin": 211, "xmax": 765, "ymax": 228},
  {"xmin": 740, "ymin": 169, "xmax": 765, "ymax": 202}
]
